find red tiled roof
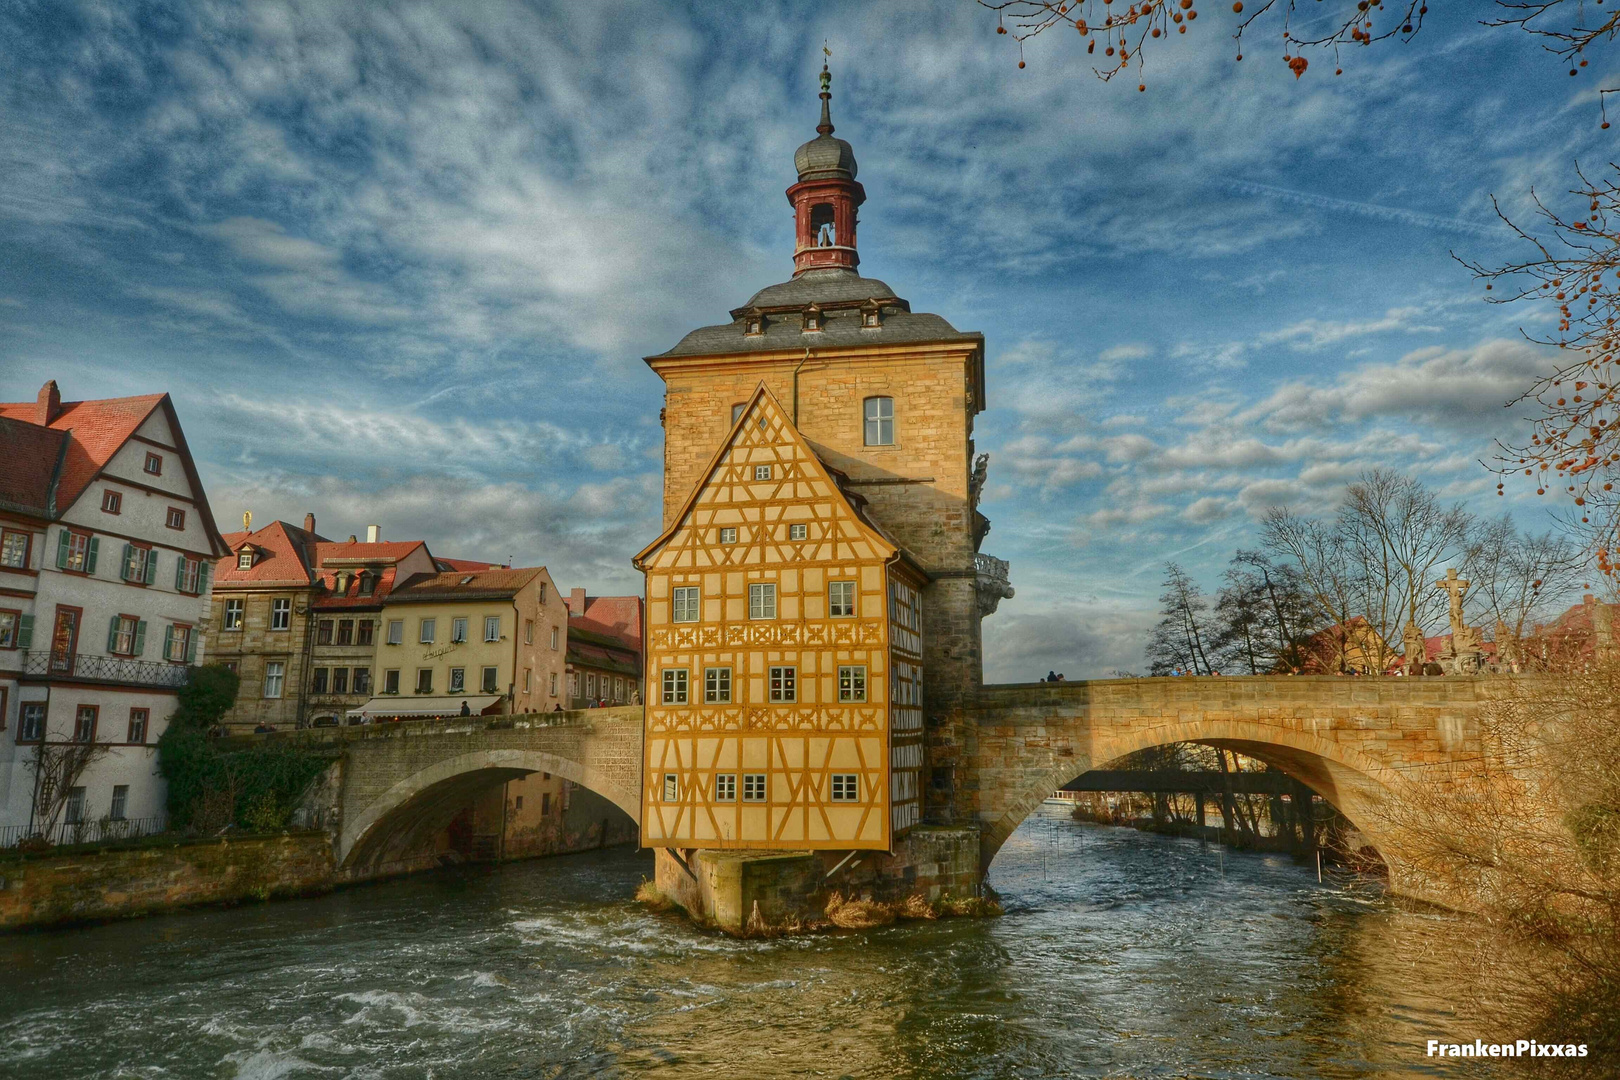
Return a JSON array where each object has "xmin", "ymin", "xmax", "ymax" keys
[
  {"xmin": 390, "ymin": 566, "xmax": 545, "ymax": 601},
  {"xmin": 313, "ymin": 565, "xmax": 401, "ymax": 610},
  {"xmin": 569, "ymin": 595, "xmax": 644, "ymax": 648},
  {"xmin": 436, "ymin": 557, "xmax": 499, "ymax": 572},
  {"xmin": 0, "ymin": 415, "xmax": 67, "ymax": 517},
  {"xmin": 315, "ymin": 540, "xmax": 428, "ymax": 563},
  {"xmin": 213, "ymin": 520, "xmax": 324, "ymax": 586},
  {"xmin": 0, "ymin": 391, "xmax": 165, "ymax": 513}
]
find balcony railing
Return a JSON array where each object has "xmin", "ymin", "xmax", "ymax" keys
[
  {"xmin": 22, "ymin": 651, "xmax": 190, "ymax": 689},
  {"xmin": 0, "ymin": 815, "xmax": 166, "ymax": 850},
  {"xmin": 975, "ymin": 552, "xmax": 1010, "ymax": 585}
]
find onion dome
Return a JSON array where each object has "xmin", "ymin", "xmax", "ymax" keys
[{"xmin": 793, "ymin": 64, "xmax": 857, "ymax": 181}]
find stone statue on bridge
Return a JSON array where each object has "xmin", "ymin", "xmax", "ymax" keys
[{"xmin": 1435, "ymin": 568, "xmax": 1485, "ymax": 674}]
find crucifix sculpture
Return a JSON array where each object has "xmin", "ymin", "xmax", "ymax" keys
[{"xmin": 1435, "ymin": 567, "xmax": 1470, "ymax": 639}]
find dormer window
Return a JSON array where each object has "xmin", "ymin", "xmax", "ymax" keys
[
  {"xmin": 359, "ymin": 571, "xmax": 376, "ymax": 596},
  {"xmin": 803, "ymin": 303, "xmax": 823, "ymax": 332},
  {"xmin": 237, "ymin": 548, "xmax": 254, "ymax": 570},
  {"xmin": 743, "ymin": 308, "xmax": 764, "ymax": 336},
  {"xmin": 861, "ymin": 299, "xmax": 883, "ymax": 328}
]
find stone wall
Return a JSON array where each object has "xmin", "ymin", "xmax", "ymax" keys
[{"xmin": 0, "ymin": 832, "xmax": 335, "ymax": 932}]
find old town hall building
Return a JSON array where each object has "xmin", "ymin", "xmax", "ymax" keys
[{"xmin": 635, "ymin": 67, "xmax": 1011, "ymax": 853}]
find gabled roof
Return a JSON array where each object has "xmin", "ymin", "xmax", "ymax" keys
[
  {"xmin": 314, "ymin": 540, "xmax": 428, "ymax": 565},
  {"xmin": 215, "ymin": 520, "xmax": 324, "ymax": 586},
  {"xmin": 389, "ymin": 566, "xmax": 545, "ymax": 602},
  {"xmin": 0, "ymin": 386, "xmax": 229, "ymax": 553},
  {"xmin": 0, "ymin": 415, "xmax": 68, "ymax": 518},
  {"xmin": 634, "ymin": 382, "xmax": 904, "ymax": 573}
]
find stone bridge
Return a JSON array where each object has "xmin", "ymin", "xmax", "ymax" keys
[{"xmin": 288, "ymin": 677, "xmax": 1498, "ymax": 898}]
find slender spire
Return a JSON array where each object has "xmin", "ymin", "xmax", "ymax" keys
[{"xmin": 818, "ymin": 56, "xmax": 834, "ymax": 135}]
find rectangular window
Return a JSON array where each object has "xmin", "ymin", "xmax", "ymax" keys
[
  {"xmin": 672, "ymin": 586, "xmax": 700, "ymax": 623},
  {"xmin": 312, "ymin": 667, "xmax": 330, "ymax": 694},
  {"xmin": 720, "ymin": 527, "xmax": 737, "ymax": 544},
  {"xmin": 165, "ymin": 624, "xmax": 192, "ymax": 663},
  {"xmin": 587, "ymin": 674, "xmax": 597, "ymax": 697},
  {"xmin": 451, "ymin": 617, "xmax": 467, "ymax": 643},
  {"xmin": 484, "ymin": 616, "xmax": 501, "ymax": 642},
  {"xmin": 524, "ymin": 668, "xmax": 532, "ymax": 693},
  {"xmin": 614, "ymin": 677, "xmax": 623, "ymax": 701},
  {"xmin": 60, "ymin": 530, "xmax": 91, "ymax": 573},
  {"xmin": 789, "ymin": 523, "xmax": 807, "ymax": 541},
  {"xmin": 19, "ymin": 703, "xmax": 45, "ymax": 742},
  {"xmin": 73, "ymin": 705, "xmax": 97, "ymax": 742},
  {"xmin": 748, "ymin": 583, "xmax": 777, "ymax": 620},
  {"xmin": 127, "ymin": 709, "xmax": 148, "ymax": 745},
  {"xmin": 271, "ymin": 598, "xmax": 291, "ymax": 631},
  {"xmin": 110, "ymin": 784, "xmax": 129, "ymax": 820},
  {"xmin": 165, "ymin": 507, "xmax": 186, "ymax": 530},
  {"xmin": 416, "ymin": 668, "xmax": 434, "ymax": 694},
  {"xmin": 419, "ymin": 618, "xmax": 436, "ymax": 644},
  {"xmin": 316, "ymin": 619, "xmax": 334, "ymax": 645},
  {"xmin": 743, "ymin": 774, "xmax": 766, "ymax": 802},
  {"xmin": 1, "ymin": 529, "xmax": 30, "ymax": 569},
  {"xmin": 383, "ymin": 669, "xmax": 400, "ymax": 694},
  {"xmin": 769, "ymin": 666, "xmax": 796, "ymax": 703},
  {"xmin": 65, "ymin": 787, "xmax": 86, "ymax": 825},
  {"xmin": 704, "ymin": 667, "xmax": 731, "ymax": 703},
  {"xmin": 864, "ymin": 397, "xmax": 894, "ymax": 446},
  {"xmin": 830, "ymin": 774, "xmax": 860, "ymax": 802},
  {"xmin": 101, "ymin": 489, "xmax": 121, "ymax": 514},
  {"xmin": 353, "ymin": 668, "xmax": 371, "ymax": 694},
  {"xmin": 550, "ymin": 626, "xmax": 559, "ymax": 650},
  {"xmin": 264, "ymin": 661, "xmax": 285, "ymax": 698},
  {"xmin": 331, "ymin": 667, "xmax": 349, "ymax": 694},
  {"xmin": 715, "ymin": 774, "xmax": 736, "ymax": 802},
  {"xmin": 357, "ymin": 619, "xmax": 374, "ymax": 645},
  {"xmin": 110, "ymin": 614, "xmax": 139, "ymax": 656},
  {"xmin": 449, "ymin": 667, "xmax": 465, "ymax": 693},
  {"xmin": 481, "ymin": 666, "xmax": 499, "ymax": 693},
  {"xmin": 663, "ymin": 773, "xmax": 678, "ymax": 802},
  {"xmin": 549, "ymin": 672, "xmax": 558, "ymax": 696},
  {"xmin": 121, "ymin": 544, "xmax": 151, "ymax": 584},
  {"xmin": 662, "ymin": 668, "xmax": 689, "ymax": 705},
  {"xmin": 525, "ymin": 620, "xmax": 534, "ymax": 645},
  {"xmin": 753, "ymin": 464, "xmax": 771, "ymax": 480},
  {"xmin": 387, "ymin": 619, "xmax": 403, "ymax": 645},
  {"xmin": 224, "ymin": 598, "xmax": 243, "ymax": 630},
  {"xmin": 337, "ymin": 619, "xmax": 354, "ymax": 646},
  {"xmin": 829, "ymin": 581, "xmax": 856, "ymax": 618},
  {"xmin": 143, "ymin": 452, "xmax": 162, "ymax": 475},
  {"xmin": 238, "ymin": 550, "xmax": 254, "ymax": 570},
  {"xmin": 0, "ymin": 610, "xmax": 17, "ymax": 648},
  {"xmin": 541, "ymin": 793, "xmax": 550, "ymax": 814},
  {"xmin": 176, "ymin": 556, "xmax": 201, "ymax": 594},
  {"xmin": 838, "ymin": 665, "xmax": 868, "ymax": 703}
]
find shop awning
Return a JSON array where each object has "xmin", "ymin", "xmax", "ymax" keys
[{"xmin": 348, "ymin": 695, "xmax": 501, "ymax": 718}]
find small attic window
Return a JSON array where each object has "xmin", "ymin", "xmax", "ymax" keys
[
  {"xmin": 743, "ymin": 309, "xmax": 764, "ymax": 336},
  {"xmin": 359, "ymin": 571, "xmax": 376, "ymax": 596},
  {"xmin": 460, "ymin": 575, "xmax": 475, "ymax": 585},
  {"xmin": 861, "ymin": 299, "xmax": 883, "ymax": 328},
  {"xmin": 803, "ymin": 303, "xmax": 823, "ymax": 332},
  {"xmin": 237, "ymin": 548, "xmax": 254, "ymax": 570}
]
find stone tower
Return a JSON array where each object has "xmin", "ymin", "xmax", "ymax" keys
[{"xmin": 643, "ymin": 65, "xmax": 1011, "ymax": 824}]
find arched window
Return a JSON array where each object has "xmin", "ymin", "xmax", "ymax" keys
[
  {"xmin": 864, "ymin": 396, "xmax": 894, "ymax": 446},
  {"xmin": 810, "ymin": 203, "xmax": 836, "ymax": 246}
]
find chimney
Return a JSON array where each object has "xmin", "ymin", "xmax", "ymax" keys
[
  {"xmin": 348, "ymin": 534, "xmax": 358, "ymax": 543},
  {"xmin": 569, "ymin": 587, "xmax": 587, "ymax": 616},
  {"xmin": 35, "ymin": 380, "xmax": 61, "ymax": 426},
  {"xmin": 366, "ymin": 524, "xmax": 380, "ymax": 543},
  {"xmin": 303, "ymin": 512, "xmax": 316, "ymax": 535}
]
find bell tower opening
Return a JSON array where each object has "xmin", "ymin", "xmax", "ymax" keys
[
  {"xmin": 811, "ymin": 203, "xmax": 836, "ymax": 246},
  {"xmin": 788, "ymin": 62, "xmax": 865, "ymax": 276}
]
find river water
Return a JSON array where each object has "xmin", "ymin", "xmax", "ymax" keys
[{"xmin": 0, "ymin": 804, "xmax": 1503, "ymax": 1079}]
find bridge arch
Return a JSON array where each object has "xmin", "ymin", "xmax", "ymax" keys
[{"xmin": 340, "ymin": 748, "xmax": 641, "ymax": 874}]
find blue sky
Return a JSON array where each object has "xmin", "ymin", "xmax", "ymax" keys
[{"xmin": 0, "ymin": 2, "xmax": 1606, "ymax": 679}]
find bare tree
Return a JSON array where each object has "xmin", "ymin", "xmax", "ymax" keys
[
  {"xmin": 1262, "ymin": 508, "xmax": 1363, "ymax": 673},
  {"xmin": 25, "ymin": 740, "xmax": 111, "ymax": 841},
  {"xmin": 1214, "ymin": 550, "xmax": 1319, "ymax": 674},
  {"xmin": 1147, "ymin": 563, "xmax": 1215, "ymax": 675},
  {"xmin": 1464, "ymin": 514, "xmax": 1586, "ymax": 665}
]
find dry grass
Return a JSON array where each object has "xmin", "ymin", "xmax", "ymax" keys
[
  {"xmin": 899, "ymin": 893, "xmax": 938, "ymax": 920},
  {"xmin": 824, "ymin": 890, "xmax": 898, "ymax": 929},
  {"xmin": 634, "ymin": 878, "xmax": 675, "ymax": 914}
]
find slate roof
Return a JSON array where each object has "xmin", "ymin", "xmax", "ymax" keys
[
  {"xmin": 390, "ymin": 566, "xmax": 545, "ymax": 602},
  {"xmin": 648, "ymin": 269, "xmax": 982, "ymax": 360}
]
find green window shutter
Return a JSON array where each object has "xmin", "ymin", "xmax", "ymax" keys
[
  {"xmin": 17, "ymin": 615, "xmax": 33, "ymax": 649},
  {"xmin": 163, "ymin": 624, "xmax": 174, "ymax": 661},
  {"xmin": 186, "ymin": 630, "xmax": 197, "ymax": 663},
  {"xmin": 120, "ymin": 543, "xmax": 133, "ymax": 581},
  {"xmin": 145, "ymin": 550, "xmax": 158, "ymax": 585},
  {"xmin": 108, "ymin": 615, "xmax": 121, "ymax": 653},
  {"xmin": 86, "ymin": 537, "xmax": 98, "ymax": 574},
  {"xmin": 198, "ymin": 561, "xmax": 209, "ymax": 594},
  {"xmin": 134, "ymin": 620, "xmax": 147, "ymax": 656},
  {"xmin": 55, "ymin": 529, "xmax": 69, "ymax": 569},
  {"xmin": 175, "ymin": 556, "xmax": 186, "ymax": 590}
]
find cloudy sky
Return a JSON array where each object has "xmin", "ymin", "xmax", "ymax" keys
[{"xmin": 1, "ymin": 2, "xmax": 1604, "ymax": 679}]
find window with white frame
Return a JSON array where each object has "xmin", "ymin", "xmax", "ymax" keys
[
  {"xmin": 387, "ymin": 619, "xmax": 403, "ymax": 645},
  {"xmin": 769, "ymin": 666, "xmax": 796, "ymax": 703},
  {"xmin": 451, "ymin": 617, "xmax": 467, "ymax": 643},
  {"xmin": 525, "ymin": 619, "xmax": 534, "ymax": 644},
  {"xmin": 662, "ymin": 668, "xmax": 688, "ymax": 704},
  {"xmin": 331, "ymin": 668, "xmax": 349, "ymax": 694},
  {"xmin": 238, "ymin": 549, "xmax": 254, "ymax": 570},
  {"xmin": 311, "ymin": 667, "xmax": 329, "ymax": 694},
  {"xmin": 0, "ymin": 611, "xmax": 18, "ymax": 648},
  {"xmin": 164, "ymin": 624, "xmax": 192, "ymax": 662},
  {"xmin": 384, "ymin": 669, "xmax": 400, "ymax": 694},
  {"xmin": 126, "ymin": 710, "xmax": 148, "ymax": 745},
  {"xmin": 830, "ymin": 774, "xmax": 859, "ymax": 802},
  {"xmin": 485, "ymin": 616, "xmax": 501, "ymax": 642},
  {"xmin": 720, "ymin": 527, "xmax": 738, "ymax": 544},
  {"xmin": 143, "ymin": 452, "xmax": 162, "ymax": 475},
  {"xmin": 550, "ymin": 625, "xmax": 559, "ymax": 649},
  {"xmin": 110, "ymin": 614, "xmax": 139, "ymax": 656},
  {"xmin": 829, "ymin": 581, "xmax": 856, "ymax": 617},
  {"xmin": 271, "ymin": 598, "xmax": 290, "ymax": 631},
  {"xmin": 165, "ymin": 507, "xmax": 185, "ymax": 530},
  {"xmin": 65, "ymin": 786, "xmax": 86, "ymax": 824},
  {"xmin": 838, "ymin": 665, "xmax": 867, "ymax": 703},
  {"xmin": 743, "ymin": 773, "xmax": 766, "ymax": 802},
  {"xmin": 864, "ymin": 396, "xmax": 894, "ymax": 446},
  {"xmin": 264, "ymin": 661, "xmax": 285, "ymax": 698},
  {"xmin": 704, "ymin": 666, "xmax": 731, "ymax": 703},
  {"xmin": 223, "ymin": 598, "xmax": 243, "ymax": 630},
  {"xmin": 714, "ymin": 774, "xmax": 736, "ymax": 802},
  {"xmin": 176, "ymin": 556, "xmax": 201, "ymax": 594},
  {"xmin": 550, "ymin": 671, "xmax": 558, "ymax": 696},
  {"xmin": 753, "ymin": 464, "xmax": 771, "ymax": 480},
  {"xmin": 672, "ymin": 586, "xmax": 700, "ymax": 622},
  {"xmin": 788, "ymin": 523, "xmax": 807, "ymax": 541},
  {"xmin": 102, "ymin": 489, "xmax": 121, "ymax": 514},
  {"xmin": 416, "ymin": 668, "xmax": 434, "ymax": 693},
  {"xmin": 419, "ymin": 618, "xmax": 436, "ymax": 643},
  {"xmin": 1, "ymin": 529, "xmax": 29, "ymax": 569},
  {"xmin": 121, "ymin": 544, "xmax": 152, "ymax": 583},
  {"xmin": 73, "ymin": 705, "xmax": 97, "ymax": 742},
  {"xmin": 748, "ymin": 583, "xmax": 776, "ymax": 619},
  {"xmin": 663, "ymin": 773, "xmax": 678, "ymax": 801},
  {"xmin": 110, "ymin": 784, "xmax": 129, "ymax": 820},
  {"xmin": 19, "ymin": 703, "xmax": 45, "ymax": 741}
]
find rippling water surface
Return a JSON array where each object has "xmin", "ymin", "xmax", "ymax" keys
[{"xmin": 0, "ymin": 805, "xmax": 1501, "ymax": 1079}]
